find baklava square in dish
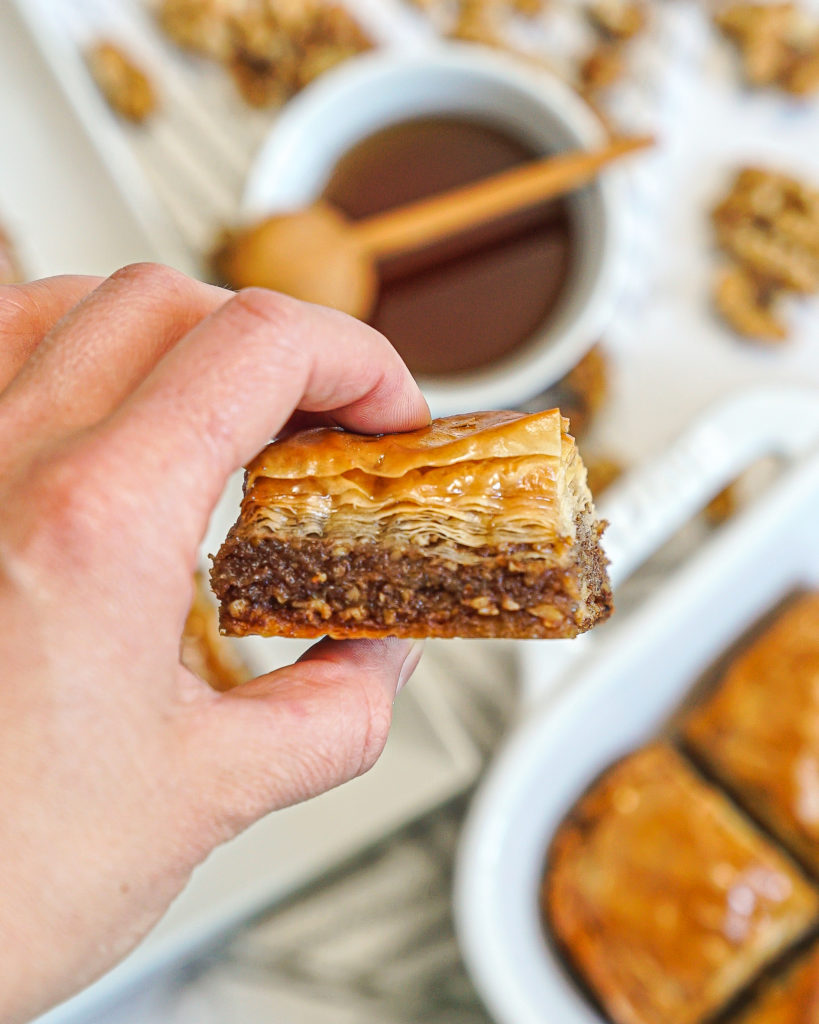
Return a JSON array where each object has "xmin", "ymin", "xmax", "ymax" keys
[
  {"xmin": 545, "ymin": 743, "xmax": 819, "ymax": 1024},
  {"xmin": 211, "ymin": 410, "xmax": 612, "ymax": 640},
  {"xmin": 684, "ymin": 592, "xmax": 819, "ymax": 875}
]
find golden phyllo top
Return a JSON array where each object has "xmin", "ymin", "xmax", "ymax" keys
[
  {"xmin": 247, "ymin": 410, "xmax": 567, "ymax": 482},
  {"xmin": 242, "ymin": 410, "xmax": 591, "ymax": 550}
]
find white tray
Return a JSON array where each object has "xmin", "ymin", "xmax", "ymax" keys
[{"xmin": 454, "ymin": 388, "xmax": 819, "ymax": 1024}]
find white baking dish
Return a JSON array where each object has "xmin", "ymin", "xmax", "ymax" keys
[{"xmin": 455, "ymin": 387, "xmax": 819, "ymax": 1024}]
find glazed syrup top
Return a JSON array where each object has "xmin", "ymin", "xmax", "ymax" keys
[
  {"xmin": 547, "ymin": 743, "xmax": 819, "ymax": 1024},
  {"xmin": 321, "ymin": 115, "xmax": 575, "ymax": 377},
  {"xmin": 243, "ymin": 411, "xmax": 590, "ymax": 550}
]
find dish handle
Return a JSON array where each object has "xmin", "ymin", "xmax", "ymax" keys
[
  {"xmin": 519, "ymin": 388, "xmax": 819, "ymax": 711},
  {"xmin": 600, "ymin": 387, "xmax": 819, "ymax": 587}
]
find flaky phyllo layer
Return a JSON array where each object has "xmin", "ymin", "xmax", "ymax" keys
[{"xmin": 240, "ymin": 410, "xmax": 591, "ymax": 559}]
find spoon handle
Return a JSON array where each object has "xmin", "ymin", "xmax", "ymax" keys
[{"xmin": 352, "ymin": 135, "xmax": 652, "ymax": 260}]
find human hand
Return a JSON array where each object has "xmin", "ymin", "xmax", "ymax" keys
[{"xmin": 0, "ymin": 264, "xmax": 428, "ymax": 1023}]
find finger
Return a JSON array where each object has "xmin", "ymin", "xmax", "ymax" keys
[
  {"xmin": 98, "ymin": 287, "xmax": 430, "ymax": 546},
  {"xmin": 0, "ymin": 276, "xmax": 102, "ymax": 392},
  {"xmin": 180, "ymin": 637, "xmax": 424, "ymax": 839},
  {"xmin": 0, "ymin": 264, "xmax": 232, "ymax": 445}
]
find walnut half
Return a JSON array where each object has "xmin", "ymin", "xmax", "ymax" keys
[
  {"xmin": 715, "ymin": 2, "xmax": 819, "ymax": 95},
  {"xmin": 712, "ymin": 264, "xmax": 788, "ymax": 344},
  {"xmin": 86, "ymin": 41, "xmax": 157, "ymax": 123}
]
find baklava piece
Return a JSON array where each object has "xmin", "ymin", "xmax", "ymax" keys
[
  {"xmin": 684, "ymin": 593, "xmax": 819, "ymax": 876},
  {"xmin": 545, "ymin": 743, "xmax": 819, "ymax": 1024},
  {"xmin": 729, "ymin": 941, "xmax": 819, "ymax": 1022},
  {"xmin": 211, "ymin": 410, "xmax": 611, "ymax": 640}
]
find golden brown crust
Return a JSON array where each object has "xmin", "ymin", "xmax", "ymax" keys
[
  {"xmin": 240, "ymin": 411, "xmax": 585, "ymax": 548},
  {"xmin": 684, "ymin": 593, "xmax": 819, "ymax": 875},
  {"xmin": 545, "ymin": 743, "xmax": 819, "ymax": 1024},
  {"xmin": 246, "ymin": 409, "xmax": 565, "ymax": 481}
]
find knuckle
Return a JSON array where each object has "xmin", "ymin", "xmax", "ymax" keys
[
  {"xmin": 221, "ymin": 286, "xmax": 307, "ymax": 384},
  {"xmin": 231, "ymin": 289, "xmax": 303, "ymax": 358},
  {"xmin": 109, "ymin": 261, "xmax": 188, "ymax": 293},
  {"xmin": 234, "ymin": 286, "xmax": 299, "ymax": 325},
  {"xmin": 22, "ymin": 442, "xmax": 115, "ymax": 559}
]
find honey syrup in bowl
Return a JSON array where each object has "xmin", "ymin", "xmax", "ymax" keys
[{"xmin": 321, "ymin": 115, "xmax": 576, "ymax": 378}]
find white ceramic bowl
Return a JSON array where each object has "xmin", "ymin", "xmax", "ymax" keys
[{"xmin": 243, "ymin": 44, "xmax": 622, "ymax": 416}]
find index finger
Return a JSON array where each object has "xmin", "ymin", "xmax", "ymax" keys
[{"xmin": 96, "ymin": 287, "xmax": 430, "ymax": 545}]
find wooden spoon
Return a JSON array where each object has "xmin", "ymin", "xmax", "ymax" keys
[{"xmin": 214, "ymin": 135, "xmax": 652, "ymax": 320}]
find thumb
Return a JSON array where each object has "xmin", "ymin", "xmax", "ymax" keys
[{"xmin": 178, "ymin": 636, "xmax": 424, "ymax": 844}]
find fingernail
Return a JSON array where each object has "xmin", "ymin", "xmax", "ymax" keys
[{"xmin": 396, "ymin": 640, "xmax": 424, "ymax": 696}]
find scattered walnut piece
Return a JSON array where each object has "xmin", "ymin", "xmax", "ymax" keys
[
  {"xmin": 450, "ymin": 0, "xmax": 506, "ymax": 46},
  {"xmin": 181, "ymin": 573, "xmax": 250, "ymax": 691},
  {"xmin": 157, "ymin": 0, "xmax": 371, "ymax": 107},
  {"xmin": 579, "ymin": 42, "xmax": 626, "ymax": 91},
  {"xmin": 531, "ymin": 344, "xmax": 610, "ymax": 438},
  {"xmin": 703, "ymin": 482, "xmax": 740, "ymax": 526},
  {"xmin": 587, "ymin": 0, "xmax": 646, "ymax": 41},
  {"xmin": 156, "ymin": 0, "xmax": 236, "ymax": 60},
  {"xmin": 562, "ymin": 344, "xmax": 610, "ymax": 432},
  {"xmin": 784, "ymin": 46, "xmax": 819, "ymax": 93},
  {"xmin": 715, "ymin": 2, "xmax": 819, "ymax": 95},
  {"xmin": 508, "ymin": 0, "xmax": 548, "ymax": 16},
  {"xmin": 86, "ymin": 41, "xmax": 158, "ymax": 123},
  {"xmin": 228, "ymin": 52, "xmax": 291, "ymax": 107},
  {"xmin": 713, "ymin": 264, "xmax": 788, "ymax": 344},
  {"xmin": 580, "ymin": 0, "xmax": 647, "ymax": 96},
  {"xmin": 0, "ymin": 226, "xmax": 23, "ymax": 285},
  {"xmin": 585, "ymin": 455, "xmax": 624, "ymax": 496},
  {"xmin": 712, "ymin": 167, "xmax": 819, "ymax": 294},
  {"xmin": 710, "ymin": 165, "xmax": 819, "ymax": 345}
]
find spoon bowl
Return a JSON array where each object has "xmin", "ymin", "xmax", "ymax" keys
[{"xmin": 213, "ymin": 200, "xmax": 376, "ymax": 318}]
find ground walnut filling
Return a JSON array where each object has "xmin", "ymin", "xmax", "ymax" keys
[{"xmin": 211, "ymin": 510, "xmax": 611, "ymax": 640}]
